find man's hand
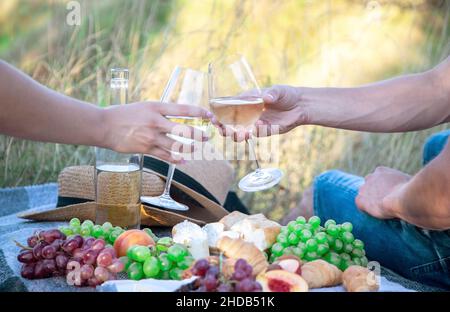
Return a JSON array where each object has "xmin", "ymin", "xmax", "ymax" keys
[
  {"xmin": 211, "ymin": 85, "xmax": 308, "ymax": 141},
  {"xmin": 102, "ymin": 102, "xmax": 211, "ymax": 163},
  {"xmin": 355, "ymin": 166, "xmax": 411, "ymax": 219}
]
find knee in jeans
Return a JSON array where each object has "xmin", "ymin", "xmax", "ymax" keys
[{"xmin": 314, "ymin": 169, "xmax": 347, "ymax": 187}]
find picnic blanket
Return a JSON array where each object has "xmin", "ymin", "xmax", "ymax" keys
[{"xmin": 0, "ymin": 183, "xmax": 443, "ymax": 292}]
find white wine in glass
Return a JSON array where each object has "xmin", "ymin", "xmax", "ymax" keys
[
  {"xmin": 140, "ymin": 67, "xmax": 208, "ymax": 211},
  {"xmin": 208, "ymin": 55, "xmax": 283, "ymax": 192}
]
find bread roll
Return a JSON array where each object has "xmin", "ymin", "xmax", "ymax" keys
[
  {"xmin": 219, "ymin": 211, "xmax": 249, "ymax": 230},
  {"xmin": 230, "ymin": 215, "xmax": 281, "ymax": 251}
]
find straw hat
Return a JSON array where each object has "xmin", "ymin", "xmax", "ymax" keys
[{"xmin": 18, "ymin": 155, "xmax": 235, "ymax": 226}]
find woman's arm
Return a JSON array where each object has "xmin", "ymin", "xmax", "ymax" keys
[{"xmin": 0, "ymin": 60, "xmax": 211, "ymax": 163}]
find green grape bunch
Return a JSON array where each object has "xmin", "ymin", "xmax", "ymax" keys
[
  {"xmin": 123, "ymin": 237, "xmax": 194, "ymax": 281},
  {"xmin": 59, "ymin": 218, "xmax": 126, "ymax": 246},
  {"xmin": 270, "ymin": 216, "xmax": 368, "ymax": 271}
]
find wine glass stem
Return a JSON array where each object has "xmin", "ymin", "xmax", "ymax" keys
[
  {"xmin": 162, "ymin": 164, "xmax": 176, "ymax": 197},
  {"xmin": 246, "ymin": 135, "xmax": 261, "ymax": 171}
]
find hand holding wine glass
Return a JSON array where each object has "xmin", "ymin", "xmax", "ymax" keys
[{"xmin": 208, "ymin": 55, "xmax": 284, "ymax": 192}]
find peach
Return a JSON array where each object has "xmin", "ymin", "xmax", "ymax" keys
[
  {"xmin": 113, "ymin": 229, "xmax": 155, "ymax": 257},
  {"xmin": 257, "ymin": 270, "xmax": 308, "ymax": 292}
]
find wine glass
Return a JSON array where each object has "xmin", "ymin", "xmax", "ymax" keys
[
  {"xmin": 208, "ymin": 55, "xmax": 283, "ymax": 192},
  {"xmin": 141, "ymin": 67, "xmax": 209, "ymax": 211}
]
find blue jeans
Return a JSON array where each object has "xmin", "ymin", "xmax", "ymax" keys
[{"xmin": 313, "ymin": 130, "xmax": 450, "ymax": 290}]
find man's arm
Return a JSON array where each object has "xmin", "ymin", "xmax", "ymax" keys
[
  {"xmin": 383, "ymin": 140, "xmax": 450, "ymax": 230},
  {"xmin": 261, "ymin": 56, "xmax": 450, "ymax": 134}
]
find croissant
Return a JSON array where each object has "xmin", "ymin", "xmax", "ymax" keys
[
  {"xmin": 216, "ymin": 236, "xmax": 268, "ymax": 275},
  {"xmin": 343, "ymin": 265, "xmax": 379, "ymax": 292},
  {"xmin": 300, "ymin": 260, "xmax": 342, "ymax": 288}
]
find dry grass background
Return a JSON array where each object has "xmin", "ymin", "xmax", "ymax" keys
[{"xmin": 0, "ymin": 0, "xmax": 449, "ymax": 221}]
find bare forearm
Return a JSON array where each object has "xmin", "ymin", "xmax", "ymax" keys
[
  {"xmin": 387, "ymin": 141, "xmax": 450, "ymax": 229},
  {"xmin": 300, "ymin": 59, "xmax": 450, "ymax": 132},
  {"xmin": 0, "ymin": 60, "xmax": 106, "ymax": 147}
]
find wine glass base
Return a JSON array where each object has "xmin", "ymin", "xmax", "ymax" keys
[
  {"xmin": 238, "ymin": 168, "xmax": 283, "ymax": 192},
  {"xmin": 140, "ymin": 195, "xmax": 189, "ymax": 211}
]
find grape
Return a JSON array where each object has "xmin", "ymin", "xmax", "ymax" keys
[
  {"xmin": 343, "ymin": 243, "xmax": 353, "ymax": 254},
  {"xmin": 83, "ymin": 249, "xmax": 99, "ymax": 265},
  {"xmin": 325, "ymin": 252, "xmax": 341, "ymax": 267},
  {"xmin": 119, "ymin": 256, "xmax": 132, "ymax": 271},
  {"xmin": 360, "ymin": 256, "xmax": 369, "ymax": 267},
  {"xmin": 34, "ymin": 261, "xmax": 47, "ymax": 278},
  {"xmin": 80, "ymin": 226, "xmax": 91, "ymax": 237},
  {"xmin": 177, "ymin": 256, "xmax": 194, "ymax": 270},
  {"xmin": 91, "ymin": 239, "xmax": 106, "ymax": 251},
  {"xmin": 203, "ymin": 275, "xmax": 218, "ymax": 291},
  {"xmin": 169, "ymin": 267, "xmax": 184, "ymax": 280},
  {"xmin": 235, "ymin": 278, "xmax": 254, "ymax": 292},
  {"xmin": 94, "ymin": 266, "xmax": 110, "ymax": 282},
  {"xmin": 32, "ymin": 243, "xmax": 46, "ymax": 259},
  {"xmin": 231, "ymin": 269, "xmax": 247, "ymax": 281},
  {"xmin": 317, "ymin": 243, "xmax": 329, "ymax": 256},
  {"xmin": 141, "ymin": 256, "xmax": 159, "ymax": 277},
  {"xmin": 42, "ymin": 259, "xmax": 57, "ymax": 274},
  {"xmin": 341, "ymin": 222, "xmax": 353, "ymax": 232},
  {"xmin": 340, "ymin": 253, "xmax": 351, "ymax": 261},
  {"xmin": 326, "ymin": 234, "xmax": 335, "ymax": 245},
  {"xmin": 72, "ymin": 248, "xmax": 86, "ymax": 261},
  {"xmin": 70, "ymin": 224, "xmax": 81, "ymax": 234},
  {"xmin": 82, "ymin": 219, "xmax": 94, "ymax": 229},
  {"xmin": 167, "ymin": 244, "xmax": 187, "ymax": 263},
  {"xmin": 287, "ymin": 232, "xmax": 300, "ymax": 245},
  {"xmin": 206, "ymin": 266, "xmax": 220, "ymax": 278},
  {"xmin": 62, "ymin": 239, "xmax": 78, "ymax": 253},
  {"xmin": 55, "ymin": 254, "xmax": 69, "ymax": 270},
  {"xmin": 353, "ymin": 239, "xmax": 364, "ymax": 250},
  {"xmin": 80, "ymin": 264, "xmax": 94, "ymax": 280},
  {"xmin": 18, "ymin": 250, "xmax": 35, "ymax": 263},
  {"xmin": 351, "ymin": 248, "xmax": 364, "ymax": 258},
  {"xmin": 51, "ymin": 239, "xmax": 64, "ymax": 250},
  {"xmin": 324, "ymin": 219, "xmax": 336, "ymax": 228},
  {"xmin": 270, "ymin": 243, "xmax": 284, "ymax": 257},
  {"xmin": 72, "ymin": 235, "xmax": 84, "ymax": 247},
  {"xmin": 21, "ymin": 263, "xmax": 36, "ymax": 279},
  {"xmin": 83, "ymin": 237, "xmax": 95, "ymax": 249},
  {"xmin": 299, "ymin": 229, "xmax": 312, "ymax": 242},
  {"xmin": 70, "ymin": 218, "xmax": 81, "ymax": 228},
  {"xmin": 305, "ymin": 239, "xmax": 318, "ymax": 252},
  {"xmin": 352, "ymin": 257, "xmax": 362, "ymax": 266},
  {"xmin": 41, "ymin": 245, "xmax": 57, "ymax": 259},
  {"xmin": 60, "ymin": 226, "xmax": 73, "ymax": 236},
  {"xmin": 127, "ymin": 262, "xmax": 144, "ymax": 280},
  {"xmin": 102, "ymin": 222, "xmax": 113, "ymax": 232},
  {"xmin": 296, "ymin": 216, "xmax": 306, "ymax": 224},
  {"xmin": 276, "ymin": 233, "xmax": 289, "ymax": 247},
  {"xmin": 158, "ymin": 253, "xmax": 172, "ymax": 271},
  {"xmin": 101, "ymin": 247, "xmax": 116, "ymax": 258},
  {"xmin": 97, "ymin": 251, "xmax": 113, "ymax": 267},
  {"xmin": 92, "ymin": 225, "xmax": 104, "ymax": 238},
  {"xmin": 217, "ymin": 283, "xmax": 233, "ymax": 292},
  {"xmin": 293, "ymin": 224, "xmax": 303, "ymax": 235},
  {"xmin": 291, "ymin": 246, "xmax": 304, "ymax": 258},
  {"xmin": 326, "ymin": 224, "xmax": 339, "ymax": 237},
  {"xmin": 340, "ymin": 259, "xmax": 354, "ymax": 271},
  {"xmin": 131, "ymin": 246, "xmax": 151, "ymax": 263},
  {"xmin": 304, "ymin": 251, "xmax": 318, "ymax": 261},
  {"xmin": 315, "ymin": 232, "xmax": 327, "ymax": 244},
  {"xmin": 108, "ymin": 230, "xmax": 122, "ymax": 244},
  {"xmin": 308, "ymin": 216, "xmax": 321, "ymax": 228},
  {"xmin": 191, "ymin": 259, "xmax": 209, "ymax": 277},
  {"xmin": 253, "ymin": 281, "xmax": 263, "ymax": 292},
  {"xmin": 332, "ymin": 239, "xmax": 344, "ymax": 252},
  {"xmin": 87, "ymin": 277, "xmax": 101, "ymax": 287},
  {"xmin": 287, "ymin": 221, "xmax": 297, "ymax": 232},
  {"xmin": 341, "ymin": 232, "xmax": 354, "ymax": 244},
  {"xmin": 27, "ymin": 236, "xmax": 38, "ymax": 248}
]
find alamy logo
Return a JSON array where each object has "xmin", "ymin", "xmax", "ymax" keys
[{"xmin": 66, "ymin": 1, "xmax": 81, "ymax": 26}]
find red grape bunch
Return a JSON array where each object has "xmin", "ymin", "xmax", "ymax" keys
[
  {"xmin": 189, "ymin": 258, "xmax": 262, "ymax": 292},
  {"xmin": 17, "ymin": 228, "xmax": 124, "ymax": 287}
]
